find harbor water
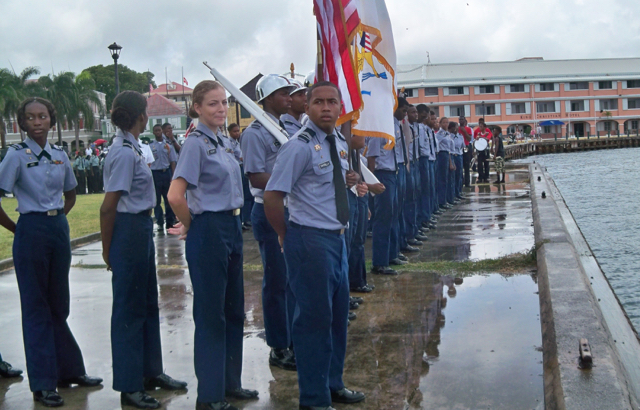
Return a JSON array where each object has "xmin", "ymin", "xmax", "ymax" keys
[{"xmin": 523, "ymin": 147, "xmax": 640, "ymax": 332}]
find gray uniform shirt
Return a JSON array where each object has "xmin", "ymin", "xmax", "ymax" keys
[
  {"xmin": 394, "ymin": 118, "xmax": 406, "ymax": 164},
  {"xmin": 0, "ymin": 138, "xmax": 77, "ymax": 213},
  {"xmin": 103, "ymin": 130, "xmax": 156, "ymax": 213},
  {"xmin": 418, "ymin": 123, "xmax": 430, "ymax": 158},
  {"xmin": 240, "ymin": 113, "xmax": 289, "ymax": 200},
  {"xmin": 408, "ymin": 123, "xmax": 421, "ymax": 162},
  {"xmin": 149, "ymin": 140, "xmax": 177, "ymax": 170},
  {"xmin": 229, "ymin": 138, "xmax": 242, "ymax": 165},
  {"xmin": 281, "ymin": 113, "xmax": 303, "ymax": 137},
  {"xmin": 426, "ymin": 126, "xmax": 438, "ymax": 160},
  {"xmin": 172, "ymin": 123, "xmax": 243, "ymax": 214},
  {"xmin": 266, "ymin": 120, "xmax": 349, "ymax": 231},
  {"xmin": 74, "ymin": 157, "xmax": 86, "ymax": 170},
  {"xmin": 436, "ymin": 129, "xmax": 455, "ymax": 153},
  {"xmin": 453, "ymin": 133, "xmax": 465, "ymax": 155},
  {"xmin": 366, "ymin": 135, "xmax": 396, "ymax": 172}
]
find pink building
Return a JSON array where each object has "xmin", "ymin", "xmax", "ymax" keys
[{"xmin": 398, "ymin": 57, "xmax": 640, "ymax": 138}]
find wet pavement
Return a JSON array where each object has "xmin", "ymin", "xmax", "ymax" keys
[{"xmin": 0, "ymin": 166, "xmax": 543, "ymax": 410}]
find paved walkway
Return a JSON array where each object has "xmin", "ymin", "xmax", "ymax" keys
[{"xmin": 0, "ymin": 166, "xmax": 543, "ymax": 410}]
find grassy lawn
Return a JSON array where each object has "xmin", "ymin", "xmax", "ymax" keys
[{"xmin": 0, "ymin": 193, "xmax": 104, "ymax": 261}]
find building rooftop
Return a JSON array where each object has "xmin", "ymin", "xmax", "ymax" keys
[
  {"xmin": 151, "ymin": 82, "xmax": 193, "ymax": 95},
  {"xmin": 146, "ymin": 94, "xmax": 185, "ymax": 117},
  {"xmin": 397, "ymin": 57, "xmax": 640, "ymax": 87}
]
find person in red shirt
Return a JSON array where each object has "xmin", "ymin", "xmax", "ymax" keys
[
  {"xmin": 473, "ymin": 118, "xmax": 492, "ymax": 183},
  {"xmin": 458, "ymin": 116, "xmax": 473, "ymax": 187}
]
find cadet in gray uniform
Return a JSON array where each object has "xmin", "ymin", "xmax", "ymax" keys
[
  {"xmin": 240, "ymin": 74, "xmax": 297, "ymax": 370},
  {"xmin": 74, "ymin": 152, "xmax": 87, "ymax": 194},
  {"xmin": 150, "ymin": 124, "xmax": 177, "ymax": 230},
  {"xmin": 0, "ymin": 97, "xmax": 102, "ymax": 407},
  {"xmin": 264, "ymin": 81, "xmax": 365, "ymax": 410},
  {"xmin": 101, "ymin": 91, "xmax": 186, "ymax": 410},
  {"xmin": 168, "ymin": 80, "xmax": 257, "ymax": 410},
  {"xmin": 280, "ymin": 79, "xmax": 307, "ymax": 136}
]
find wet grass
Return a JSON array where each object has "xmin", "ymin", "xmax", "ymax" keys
[
  {"xmin": 368, "ymin": 248, "xmax": 537, "ymax": 276},
  {"xmin": 0, "ymin": 194, "xmax": 104, "ymax": 261}
]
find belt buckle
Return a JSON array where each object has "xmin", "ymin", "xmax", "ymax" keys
[
  {"xmin": 339, "ymin": 228, "xmax": 345, "ymax": 235},
  {"xmin": 233, "ymin": 208, "xmax": 240, "ymax": 216},
  {"xmin": 47, "ymin": 210, "xmax": 57, "ymax": 216}
]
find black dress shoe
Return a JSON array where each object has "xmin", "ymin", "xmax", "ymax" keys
[
  {"xmin": 331, "ymin": 387, "xmax": 366, "ymax": 404},
  {"xmin": 156, "ymin": 224, "xmax": 164, "ymax": 231},
  {"xmin": 269, "ymin": 348, "xmax": 297, "ymax": 371},
  {"xmin": 121, "ymin": 391, "xmax": 161, "ymax": 409},
  {"xmin": 241, "ymin": 224, "xmax": 250, "ymax": 231},
  {"xmin": 0, "ymin": 361, "xmax": 22, "ymax": 377},
  {"xmin": 299, "ymin": 406, "xmax": 336, "ymax": 410},
  {"xmin": 389, "ymin": 258, "xmax": 407, "ymax": 266},
  {"xmin": 350, "ymin": 285, "xmax": 373, "ymax": 293},
  {"xmin": 407, "ymin": 239, "xmax": 422, "ymax": 246},
  {"xmin": 144, "ymin": 373, "xmax": 187, "ymax": 390},
  {"xmin": 415, "ymin": 234, "xmax": 428, "ymax": 241},
  {"xmin": 197, "ymin": 402, "xmax": 239, "ymax": 410},
  {"xmin": 398, "ymin": 253, "xmax": 408, "ymax": 261},
  {"xmin": 33, "ymin": 390, "xmax": 64, "ymax": 407},
  {"xmin": 349, "ymin": 300, "xmax": 359, "ymax": 310},
  {"xmin": 371, "ymin": 266, "xmax": 398, "ymax": 275},
  {"xmin": 401, "ymin": 245, "xmax": 420, "ymax": 253},
  {"xmin": 225, "ymin": 387, "xmax": 259, "ymax": 400},
  {"xmin": 58, "ymin": 374, "xmax": 103, "ymax": 388},
  {"xmin": 348, "ymin": 312, "xmax": 357, "ymax": 321},
  {"xmin": 350, "ymin": 296, "xmax": 364, "ymax": 304}
]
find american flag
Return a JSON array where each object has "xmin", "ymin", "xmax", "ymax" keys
[
  {"xmin": 314, "ymin": 0, "xmax": 362, "ymax": 122},
  {"xmin": 361, "ymin": 32, "xmax": 372, "ymax": 53}
]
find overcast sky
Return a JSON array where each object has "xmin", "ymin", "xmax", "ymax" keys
[{"xmin": 2, "ymin": 0, "xmax": 639, "ymax": 89}]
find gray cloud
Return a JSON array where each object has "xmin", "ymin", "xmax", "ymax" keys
[{"xmin": 2, "ymin": 0, "xmax": 639, "ymax": 90}]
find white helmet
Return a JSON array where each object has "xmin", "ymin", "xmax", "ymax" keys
[
  {"xmin": 289, "ymin": 79, "xmax": 306, "ymax": 95},
  {"xmin": 304, "ymin": 71, "xmax": 316, "ymax": 88},
  {"xmin": 256, "ymin": 74, "xmax": 296, "ymax": 102}
]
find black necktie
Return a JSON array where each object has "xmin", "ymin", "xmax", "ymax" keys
[
  {"xmin": 399, "ymin": 126, "xmax": 409, "ymax": 164},
  {"xmin": 326, "ymin": 134, "xmax": 350, "ymax": 226}
]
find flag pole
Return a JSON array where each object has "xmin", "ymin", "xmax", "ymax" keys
[{"xmin": 182, "ymin": 66, "xmax": 186, "ymax": 111}]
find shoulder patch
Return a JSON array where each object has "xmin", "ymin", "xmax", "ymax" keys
[{"xmin": 50, "ymin": 143, "xmax": 63, "ymax": 151}]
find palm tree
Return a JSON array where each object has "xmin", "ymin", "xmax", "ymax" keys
[
  {"xmin": 67, "ymin": 73, "xmax": 103, "ymax": 152},
  {"xmin": 38, "ymin": 72, "xmax": 75, "ymax": 146},
  {"xmin": 0, "ymin": 67, "xmax": 41, "ymax": 147}
]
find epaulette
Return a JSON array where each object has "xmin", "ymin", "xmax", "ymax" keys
[
  {"xmin": 50, "ymin": 143, "xmax": 63, "ymax": 151},
  {"xmin": 249, "ymin": 121, "xmax": 262, "ymax": 130},
  {"xmin": 10, "ymin": 143, "xmax": 28, "ymax": 150},
  {"xmin": 297, "ymin": 127, "xmax": 316, "ymax": 143},
  {"xmin": 284, "ymin": 120, "xmax": 295, "ymax": 126},
  {"xmin": 336, "ymin": 131, "xmax": 346, "ymax": 141},
  {"xmin": 190, "ymin": 129, "xmax": 204, "ymax": 138},
  {"xmin": 122, "ymin": 140, "xmax": 133, "ymax": 148}
]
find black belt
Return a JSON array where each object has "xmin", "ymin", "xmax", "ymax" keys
[
  {"xmin": 152, "ymin": 168, "xmax": 170, "ymax": 173},
  {"xmin": 137, "ymin": 209, "xmax": 153, "ymax": 216},
  {"xmin": 375, "ymin": 170, "xmax": 397, "ymax": 174},
  {"xmin": 201, "ymin": 209, "xmax": 241, "ymax": 217},
  {"xmin": 22, "ymin": 209, "xmax": 64, "ymax": 216},
  {"xmin": 289, "ymin": 221, "xmax": 345, "ymax": 235}
]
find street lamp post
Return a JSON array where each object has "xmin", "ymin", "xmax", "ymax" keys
[{"xmin": 108, "ymin": 42, "xmax": 122, "ymax": 95}]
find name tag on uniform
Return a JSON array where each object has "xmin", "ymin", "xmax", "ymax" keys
[
  {"xmin": 27, "ymin": 161, "xmax": 39, "ymax": 168},
  {"xmin": 319, "ymin": 161, "xmax": 331, "ymax": 169},
  {"xmin": 207, "ymin": 148, "xmax": 217, "ymax": 155}
]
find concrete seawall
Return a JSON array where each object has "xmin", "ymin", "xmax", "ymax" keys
[{"xmin": 530, "ymin": 163, "xmax": 640, "ymax": 409}]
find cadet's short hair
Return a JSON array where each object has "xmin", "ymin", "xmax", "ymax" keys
[
  {"xmin": 448, "ymin": 121, "xmax": 458, "ymax": 131},
  {"xmin": 153, "ymin": 124, "xmax": 162, "ymax": 129},
  {"xmin": 162, "ymin": 122, "xmax": 172, "ymax": 129},
  {"xmin": 416, "ymin": 104, "xmax": 430, "ymax": 113},
  {"xmin": 227, "ymin": 123, "xmax": 239, "ymax": 132},
  {"xmin": 111, "ymin": 91, "xmax": 147, "ymax": 131},
  {"xmin": 17, "ymin": 97, "xmax": 57, "ymax": 132},
  {"xmin": 397, "ymin": 97, "xmax": 409, "ymax": 108},
  {"xmin": 306, "ymin": 81, "xmax": 342, "ymax": 104}
]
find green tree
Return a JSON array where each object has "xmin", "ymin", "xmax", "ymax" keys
[
  {"xmin": 38, "ymin": 72, "xmax": 75, "ymax": 145},
  {"xmin": 82, "ymin": 64, "xmax": 155, "ymax": 110},
  {"xmin": 0, "ymin": 67, "xmax": 42, "ymax": 147}
]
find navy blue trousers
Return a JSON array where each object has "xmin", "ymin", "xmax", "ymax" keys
[
  {"xmin": 372, "ymin": 171, "xmax": 397, "ymax": 267},
  {"xmin": 240, "ymin": 165, "xmax": 254, "ymax": 224},
  {"xmin": 251, "ymin": 203, "xmax": 292, "ymax": 350},
  {"xmin": 152, "ymin": 169, "xmax": 175, "ymax": 227},
  {"xmin": 436, "ymin": 152, "xmax": 450, "ymax": 207},
  {"xmin": 13, "ymin": 213, "xmax": 86, "ymax": 392},
  {"xmin": 110, "ymin": 212, "xmax": 163, "ymax": 392},
  {"xmin": 447, "ymin": 156, "xmax": 456, "ymax": 204},
  {"xmin": 418, "ymin": 157, "xmax": 431, "ymax": 225},
  {"xmin": 394, "ymin": 165, "xmax": 407, "ymax": 253},
  {"xmin": 345, "ymin": 190, "xmax": 358, "ymax": 256},
  {"xmin": 429, "ymin": 161, "xmax": 438, "ymax": 214},
  {"xmin": 455, "ymin": 155, "xmax": 463, "ymax": 197},
  {"xmin": 348, "ymin": 194, "xmax": 368, "ymax": 289},
  {"xmin": 186, "ymin": 212, "xmax": 244, "ymax": 403},
  {"xmin": 284, "ymin": 225, "xmax": 349, "ymax": 407},
  {"xmin": 404, "ymin": 161, "xmax": 420, "ymax": 239}
]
